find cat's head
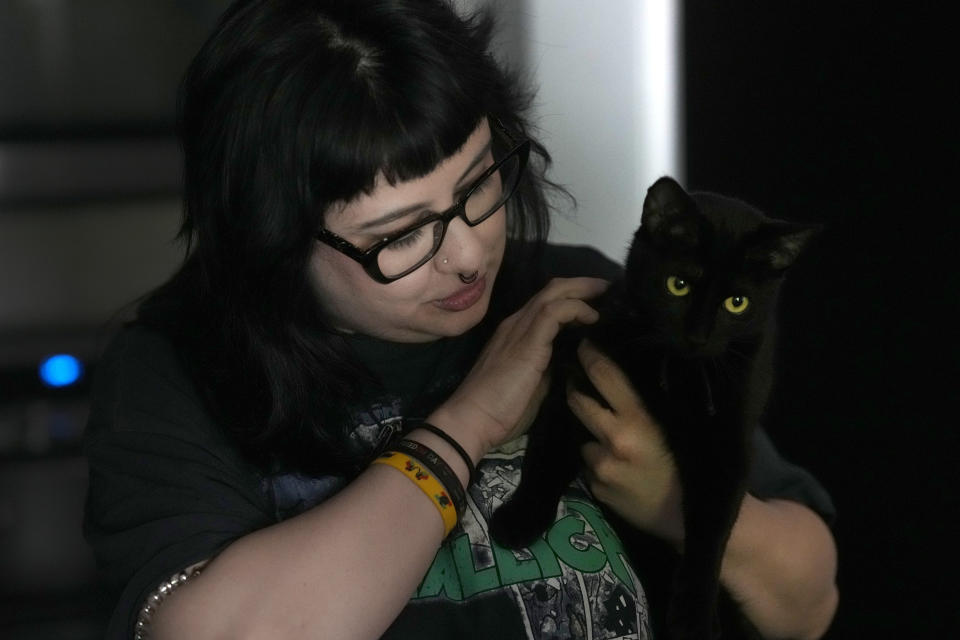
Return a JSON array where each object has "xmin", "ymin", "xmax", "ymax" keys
[{"xmin": 624, "ymin": 176, "xmax": 818, "ymax": 358}]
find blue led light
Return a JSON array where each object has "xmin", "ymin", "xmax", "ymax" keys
[{"xmin": 39, "ymin": 354, "xmax": 84, "ymax": 388}]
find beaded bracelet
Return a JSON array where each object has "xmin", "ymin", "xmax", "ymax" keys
[
  {"xmin": 393, "ymin": 438, "xmax": 467, "ymax": 520},
  {"xmin": 416, "ymin": 422, "xmax": 477, "ymax": 487},
  {"xmin": 135, "ymin": 559, "xmax": 208, "ymax": 639},
  {"xmin": 372, "ymin": 450, "xmax": 458, "ymax": 536}
]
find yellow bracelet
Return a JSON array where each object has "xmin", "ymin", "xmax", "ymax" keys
[{"xmin": 372, "ymin": 451, "xmax": 458, "ymax": 536}]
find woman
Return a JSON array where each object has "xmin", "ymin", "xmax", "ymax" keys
[{"xmin": 83, "ymin": 1, "xmax": 838, "ymax": 638}]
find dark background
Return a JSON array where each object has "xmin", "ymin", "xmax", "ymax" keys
[
  {"xmin": 0, "ymin": 4, "xmax": 230, "ymax": 638},
  {"xmin": 685, "ymin": 2, "xmax": 955, "ymax": 637},
  {"xmin": 1, "ymin": 2, "xmax": 954, "ymax": 638}
]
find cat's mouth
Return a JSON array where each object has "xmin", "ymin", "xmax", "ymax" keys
[{"xmin": 676, "ymin": 339, "xmax": 723, "ymax": 360}]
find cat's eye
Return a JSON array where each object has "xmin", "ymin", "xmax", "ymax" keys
[
  {"xmin": 724, "ymin": 296, "xmax": 750, "ymax": 314},
  {"xmin": 666, "ymin": 276, "xmax": 690, "ymax": 297}
]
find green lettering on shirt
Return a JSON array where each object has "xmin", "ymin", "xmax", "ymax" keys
[
  {"xmin": 546, "ymin": 513, "xmax": 607, "ymax": 573},
  {"xmin": 451, "ymin": 532, "xmax": 499, "ymax": 598},
  {"xmin": 527, "ymin": 535, "xmax": 563, "ymax": 578},
  {"xmin": 567, "ymin": 500, "xmax": 637, "ymax": 596},
  {"xmin": 491, "ymin": 540, "xmax": 543, "ymax": 586},
  {"xmin": 414, "ymin": 499, "xmax": 636, "ymax": 603},
  {"xmin": 416, "ymin": 541, "xmax": 463, "ymax": 600}
]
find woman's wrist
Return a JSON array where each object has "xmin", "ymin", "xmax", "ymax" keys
[
  {"xmin": 428, "ymin": 404, "xmax": 493, "ymax": 456},
  {"xmin": 409, "ymin": 407, "xmax": 489, "ymax": 488},
  {"xmin": 413, "ymin": 422, "xmax": 476, "ymax": 486},
  {"xmin": 404, "ymin": 428, "xmax": 470, "ymax": 488},
  {"xmin": 405, "ymin": 427, "xmax": 473, "ymax": 490}
]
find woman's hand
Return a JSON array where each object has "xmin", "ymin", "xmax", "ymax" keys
[
  {"xmin": 568, "ymin": 339, "xmax": 685, "ymax": 545},
  {"xmin": 429, "ymin": 277, "xmax": 609, "ymax": 464},
  {"xmin": 569, "ymin": 340, "xmax": 839, "ymax": 638}
]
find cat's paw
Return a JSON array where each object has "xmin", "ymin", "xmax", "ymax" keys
[
  {"xmin": 489, "ymin": 499, "xmax": 549, "ymax": 549},
  {"xmin": 666, "ymin": 607, "xmax": 721, "ymax": 640}
]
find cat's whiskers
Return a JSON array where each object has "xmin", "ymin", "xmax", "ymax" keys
[{"xmin": 724, "ymin": 346, "xmax": 753, "ymax": 364}]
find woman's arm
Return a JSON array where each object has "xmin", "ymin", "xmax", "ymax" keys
[
  {"xmin": 720, "ymin": 495, "xmax": 838, "ymax": 640},
  {"xmin": 570, "ymin": 340, "xmax": 838, "ymax": 639},
  {"xmin": 149, "ymin": 277, "xmax": 608, "ymax": 640},
  {"xmin": 150, "ymin": 454, "xmax": 457, "ymax": 639}
]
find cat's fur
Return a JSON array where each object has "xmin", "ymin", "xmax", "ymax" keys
[{"xmin": 489, "ymin": 176, "xmax": 818, "ymax": 639}]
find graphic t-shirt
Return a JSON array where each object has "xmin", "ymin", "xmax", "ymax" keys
[
  {"xmin": 261, "ymin": 308, "xmax": 652, "ymax": 638},
  {"xmin": 83, "ymin": 243, "xmax": 833, "ymax": 639}
]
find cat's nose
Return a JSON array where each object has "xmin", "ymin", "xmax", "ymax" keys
[{"xmin": 686, "ymin": 333, "xmax": 707, "ymax": 346}]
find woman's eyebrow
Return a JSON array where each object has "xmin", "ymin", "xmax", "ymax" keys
[
  {"xmin": 455, "ymin": 138, "xmax": 493, "ymax": 185},
  {"xmin": 357, "ymin": 139, "xmax": 493, "ymax": 231},
  {"xmin": 356, "ymin": 202, "xmax": 426, "ymax": 231}
]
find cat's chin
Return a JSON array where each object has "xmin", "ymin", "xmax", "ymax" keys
[{"xmin": 675, "ymin": 345, "xmax": 724, "ymax": 360}]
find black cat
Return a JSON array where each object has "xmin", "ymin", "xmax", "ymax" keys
[{"xmin": 489, "ymin": 176, "xmax": 818, "ymax": 639}]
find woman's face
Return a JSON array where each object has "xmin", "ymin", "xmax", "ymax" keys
[{"xmin": 310, "ymin": 121, "xmax": 507, "ymax": 342}]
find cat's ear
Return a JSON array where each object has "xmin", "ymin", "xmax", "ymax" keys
[
  {"xmin": 640, "ymin": 176, "xmax": 700, "ymax": 249},
  {"xmin": 745, "ymin": 222, "xmax": 822, "ymax": 272}
]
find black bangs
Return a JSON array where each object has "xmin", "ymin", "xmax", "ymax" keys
[
  {"xmin": 306, "ymin": 74, "xmax": 489, "ymax": 208},
  {"xmin": 356, "ymin": 102, "xmax": 487, "ymax": 191},
  {"xmin": 294, "ymin": 0, "xmax": 499, "ymax": 209}
]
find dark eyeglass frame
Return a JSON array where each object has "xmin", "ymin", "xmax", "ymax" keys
[{"xmin": 316, "ymin": 119, "xmax": 531, "ymax": 284}]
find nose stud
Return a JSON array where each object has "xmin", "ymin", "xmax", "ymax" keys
[{"xmin": 443, "ymin": 258, "xmax": 449, "ymax": 264}]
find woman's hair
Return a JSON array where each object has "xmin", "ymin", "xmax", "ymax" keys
[{"xmin": 138, "ymin": 0, "xmax": 557, "ymax": 475}]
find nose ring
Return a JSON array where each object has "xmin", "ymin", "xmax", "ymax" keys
[{"xmin": 458, "ymin": 271, "xmax": 479, "ymax": 284}]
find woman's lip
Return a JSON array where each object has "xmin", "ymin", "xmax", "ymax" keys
[{"xmin": 433, "ymin": 276, "xmax": 487, "ymax": 311}]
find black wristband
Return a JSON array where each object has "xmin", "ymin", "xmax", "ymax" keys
[
  {"xmin": 416, "ymin": 422, "xmax": 477, "ymax": 487},
  {"xmin": 394, "ymin": 438, "xmax": 467, "ymax": 521}
]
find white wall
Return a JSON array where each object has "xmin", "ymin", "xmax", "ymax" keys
[{"xmin": 471, "ymin": 0, "xmax": 683, "ymax": 263}]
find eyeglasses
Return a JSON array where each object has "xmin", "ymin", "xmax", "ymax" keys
[{"xmin": 316, "ymin": 120, "xmax": 530, "ymax": 283}]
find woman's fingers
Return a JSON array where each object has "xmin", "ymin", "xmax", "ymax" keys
[
  {"xmin": 527, "ymin": 298, "xmax": 600, "ymax": 345},
  {"xmin": 515, "ymin": 277, "xmax": 608, "ymax": 347},
  {"xmin": 568, "ymin": 340, "xmax": 666, "ymax": 462},
  {"xmin": 534, "ymin": 276, "xmax": 610, "ymax": 302},
  {"xmin": 576, "ymin": 339, "xmax": 642, "ymax": 415},
  {"xmin": 572, "ymin": 356, "xmax": 684, "ymax": 540},
  {"xmin": 567, "ymin": 380, "xmax": 613, "ymax": 446},
  {"xmin": 436, "ymin": 278, "xmax": 611, "ymax": 452},
  {"xmin": 481, "ymin": 277, "xmax": 608, "ymax": 372}
]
